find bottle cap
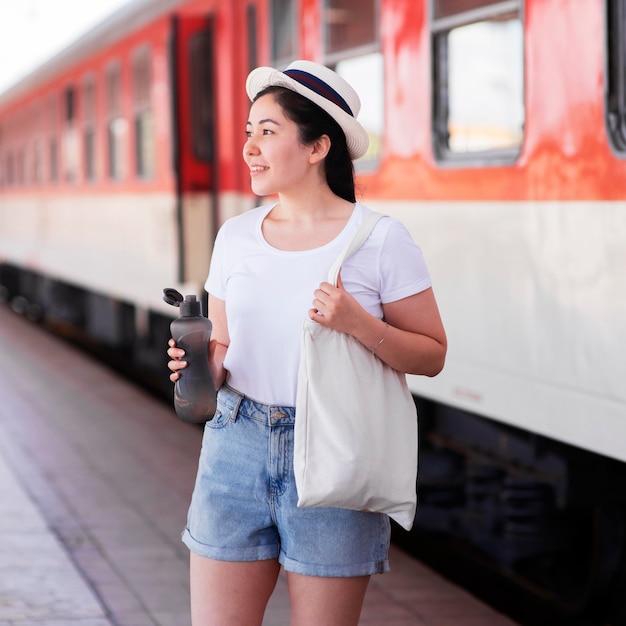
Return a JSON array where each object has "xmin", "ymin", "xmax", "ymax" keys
[{"xmin": 163, "ymin": 288, "xmax": 184, "ymax": 307}]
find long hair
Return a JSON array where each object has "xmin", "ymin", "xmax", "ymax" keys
[{"xmin": 254, "ymin": 86, "xmax": 356, "ymax": 203}]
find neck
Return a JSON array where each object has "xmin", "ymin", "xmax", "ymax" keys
[{"xmin": 274, "ymin": 190, "xmax": 353, "ymax": 223}]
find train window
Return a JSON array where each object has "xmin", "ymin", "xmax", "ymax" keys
[
  {"xmin": 106, "ymin": 63, "xmax": 127, "ymax": 181},
  {"xmin": 49, "ymin": 94, "xmax": 59, "ymax": 184},
  {"xmin": 335, "ymin": 53, "xmax": 383, "ymax": 171},
  {"xmin": 3, "ymin": 119, "xmax": 15, "ymax": 187},
  {"xmin": 16, "ymin": 147, "xmax": 24, "ymax": 186},
  {"xmin": 49, "ymin": 140, "xmax": 58, "ymax": 183},
  {"xmin": 189, "ymin": 31, "xmax": 214, "ymax": 163},
  {"xmin": 247, "ymin": 4, "xmax": 258, "ymax": 72},
  {"xmin": 132, "ymin": 48, "xmax": 155, "ymax": 178},
  {"xmin": 271, "ymin": 0, "xmax": 297, "ymax": 67},
  {"xmin": 324, "ymin": 0, "xmax": 378, "ymax": 57},
  {"xmin": 32, "ymin": 103, "xmax": 44, "ymax": 185},
  {"xmin": 50, "ymin": 139, "xmax": 59, "ymax": 183},
  {"xmin": 65, "ymin": 88, "xmax": 76, "ymax": 124},
  {"xmin": 6, "ymin": 152, "xmax": 14, "ymax": 187},
  {"xmin": 431, "ymin": 0, "xmax": 524, "ymax": 164},
  {"xmin": 607, "ymin": 0, "xmax": 626, "ymax": 152},
  {"xmin": 324, "ymin": 0, "xmax": 382, "ymax": 170},
  {"xmin": 63, "ymin": 86, "xmax": 79, "ymax": 183},
  {"xmin": 33, "ymin": 138, "xmax": 44, "ymax": 186},
  {"xmin": 83, "ymin": 77, "xmax": 96, "ymax": 182},
  {"xmin": 434, "ymin": 0, "xmax": 505, "ymax": 19}
]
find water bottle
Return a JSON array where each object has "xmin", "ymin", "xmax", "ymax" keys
[{"xmin": 163, "ymin": 288, "xmax": 217, "ymax": 423}]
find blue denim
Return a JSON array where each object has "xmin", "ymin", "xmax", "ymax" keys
[{"xmin": 182, "ymin": 385, "xmax": 390, "ymax": 577}]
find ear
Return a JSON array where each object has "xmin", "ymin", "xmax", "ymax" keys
[{"xmin": 309, "ymin": 134, "xmax": 331, "ymax": 164}]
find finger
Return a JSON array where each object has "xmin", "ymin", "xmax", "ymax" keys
[
  {"xmin": 309, "ymin": 308, "xmax": 324, "ymax": 322},
  {"xmin": 168, "ymin": 338, "xmax": 176, "ymax": 347},
  {"xmin": 312, "ymin": 288, "xmax": 330, "ymax": 310},
  {"xmin": 168, "ymin": 359, "xmax": 187, "ymax": 372},
  {"xmin": 169, "ymin": 371, "xmax": 180, "ymax": 383},
  {"xmin": 317, "ymin": 281, "xmax": 335, "ymax": 294},
  {"xmin": 167, "ymin": 347, "xmax": 186, "ymax": 359}
]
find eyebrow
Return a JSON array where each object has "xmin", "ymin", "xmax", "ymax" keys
[{"xmin": 246, "ymin": 118, "xmax": 281, "ymax": 126}]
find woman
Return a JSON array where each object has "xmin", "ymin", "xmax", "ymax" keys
[{"xmin": 168, "ymin": 59, "xmax": 447, "ymax": 626}]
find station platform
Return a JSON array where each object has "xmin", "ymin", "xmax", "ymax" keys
[{"xmin": 0, "ymin": 304, "xmax": 520, "ymax": 626}]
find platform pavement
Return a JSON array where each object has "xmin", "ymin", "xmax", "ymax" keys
[
  {"xmin": 0, "ymin": 450, "xmax": 113, "ymax": 626},
  {"xmin": 0, "ymin": 304, "xmax": 519, "ymax": 626}
]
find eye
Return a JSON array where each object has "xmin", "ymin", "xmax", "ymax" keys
[
  {"xmin": 245, "ymin": 130, "xmax": 252, "ymax": 137},
  {"xmin": 262, "ymin": 128, "xmax": 273, "ymax": 135}
]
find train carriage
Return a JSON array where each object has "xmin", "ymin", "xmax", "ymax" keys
[{"xmin": 1, "ymin": 0, "xmax": 625, "ymax": 621}]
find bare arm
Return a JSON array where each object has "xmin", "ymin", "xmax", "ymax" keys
[
  {"xmin": 206, "ymin": 295, "xmax": 229, "ymax": 387},
  {"xmin": 167, "ymin": 294, "xmax": 230, "ymax": 386},
  {"xmin": 309, "ymin": 277, "xmax": 446, "ymax": 376}
]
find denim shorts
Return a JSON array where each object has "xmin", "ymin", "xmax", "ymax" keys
[{"xmin": 182, "ymin": 385, "xmax": 390, "ymax": 577}]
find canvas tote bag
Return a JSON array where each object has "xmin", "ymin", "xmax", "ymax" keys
[{"xmin": 294, "ymin": 212, "xmax": 418, "ymax": 531}]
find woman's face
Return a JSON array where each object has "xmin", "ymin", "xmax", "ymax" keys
[{"xmin": 243, "ymin": 93, "xmax": 316, "ymax": 197}]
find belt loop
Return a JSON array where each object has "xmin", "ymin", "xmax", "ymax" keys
[
  {"xmin": 231, "ymin": 389, "xmax": 243, "ymax": 422},
  {"xmin": 222, "ymin": 384, "xmax": 244, "ymax": 422}
]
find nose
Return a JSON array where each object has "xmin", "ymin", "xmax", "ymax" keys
[{"xmin": 244, "ymin": 134, "xmax": 260, "ymax": 156}]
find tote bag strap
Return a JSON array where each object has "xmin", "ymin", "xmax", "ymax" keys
[{"xmin": 327, "ymin": 212, "xmax": 384, "ymax": 286}]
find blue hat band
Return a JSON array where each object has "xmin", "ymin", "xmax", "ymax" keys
[{"xmin": 283, "ymin": 69, "xmax": 354, "ymax": 117}]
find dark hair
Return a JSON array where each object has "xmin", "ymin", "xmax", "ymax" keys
[{"xmin": 254, "ymin": 86, "xmax": 356, "ymax": 203}]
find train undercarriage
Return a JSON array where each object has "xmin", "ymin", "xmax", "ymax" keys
[{"xmin": 400, "ymin": 399, "xmax": 626, "ymax": 625}]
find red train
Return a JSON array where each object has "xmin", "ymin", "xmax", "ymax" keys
[{"xmin": 1, "ymin": 0, "xmax": 625, "ymax": 620}]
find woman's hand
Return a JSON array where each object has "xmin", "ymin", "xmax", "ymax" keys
[
  {"xmin": 167, "ymin": 296, "xmax": 229, "ymax": 386},
  {"xmin": 167, "ymin": 338, "xmax": 187, "ymax": 382},
  {"xmin": 308, "ymin": 272, "xmax": 367, "ymax": 335},
  {"xmin": 309, "ymin": 273, "xmax": 447, "ymax": 377}
]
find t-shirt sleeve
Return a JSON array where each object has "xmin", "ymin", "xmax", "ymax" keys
[
  {"xmin": 204, "ymin": 221, "xmax": 228, "ymax": 299},
  {"xmin": 379, "ymin": 218, "xmax": 432, "ymax": 304}
]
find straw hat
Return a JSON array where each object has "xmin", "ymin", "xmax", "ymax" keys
[{"xmin": 246, "ymin": 60, "xmax": 369, "ymax": 160}]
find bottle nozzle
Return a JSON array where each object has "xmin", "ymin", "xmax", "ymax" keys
[{"xmin": 181, "ymin": 294, "xmax": 202, "ymax": 316}]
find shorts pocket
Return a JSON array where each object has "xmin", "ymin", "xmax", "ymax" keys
[{"xmin": 206, "ymin": 401, "xmax": 236, "ymax": 429}]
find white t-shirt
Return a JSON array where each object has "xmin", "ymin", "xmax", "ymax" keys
[{"xmin": 205, "ymin": 202, "xmax": 432, "ymax": 406}]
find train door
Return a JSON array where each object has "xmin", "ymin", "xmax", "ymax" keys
[{"xmin": 169, "ymin": 15, "xmax": 217, "ymax": 287}]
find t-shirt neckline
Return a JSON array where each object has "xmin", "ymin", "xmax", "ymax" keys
[{"xmin": 256, "ymin": 202, "xmax": 361, "ymax": 255}]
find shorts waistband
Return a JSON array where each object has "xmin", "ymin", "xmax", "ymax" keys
[{"xmin": 218, "ymin": 384, "xmax": 296, "ymax": 426}]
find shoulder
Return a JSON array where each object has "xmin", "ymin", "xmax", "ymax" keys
[{"xmin": 353, "ymin": 203, "xmax": 416, "ymax": 248}]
